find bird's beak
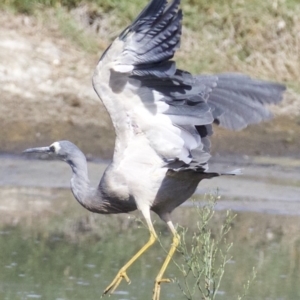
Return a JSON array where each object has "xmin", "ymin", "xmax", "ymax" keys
[{"xmin": 23, "ymin": 146, "xmax": 51, "ymax": 154}]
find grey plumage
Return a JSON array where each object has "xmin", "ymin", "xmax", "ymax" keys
[{"xmin": 24, "ymin": 0, "xmax": 286, "ymax": 299}]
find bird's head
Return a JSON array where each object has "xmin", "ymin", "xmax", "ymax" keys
[{"xmin": 23, "ymin": 140, "xmax": 84, "ymax": 165}]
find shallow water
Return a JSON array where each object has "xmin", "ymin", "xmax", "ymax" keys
[
  {"xmin": 1, "ymin": 155, "xmax": 300, "ymax": 299},
  {"xmin": 1, "ymin": 186, "xmax": 300, "ymax": 300}
]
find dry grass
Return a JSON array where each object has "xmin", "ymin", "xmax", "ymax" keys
[
  {"xmin": 176, "ymin": 0, "xmax": 300, "ymax": 115},
  {"xmin": 178, "ymin": 0, "xmax": 300, "ymax": 82},
  {"xmin": 70, "ymin": 0, "xmax": 300, "ymax": 111},
  {"xmin": 3, "ymin": 0, "xmax": 300, "ymax": 83},
  {"xmin": 2, "ymin": 0, "xmax": 300, "ymax": 116}
]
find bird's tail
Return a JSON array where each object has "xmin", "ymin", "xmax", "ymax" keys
[
  {"xmin": 220, "ymin": 168, "xmax": 243, "ymax": 176},
  {"xmin": 198, "ymin": 168, "xmax": 242, "ymax": 180}
]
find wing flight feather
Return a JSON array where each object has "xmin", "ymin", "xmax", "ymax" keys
[{"xmin": 93, "ymin": 0, "xmax": 286, "ymax": 172}]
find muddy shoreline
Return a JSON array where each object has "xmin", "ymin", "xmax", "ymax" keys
[{"xmin": 1, "ymin": 115, "xmax": 300, "ymax": 160}]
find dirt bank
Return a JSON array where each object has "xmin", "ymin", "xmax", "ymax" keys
[{"xmin": 0, "ymin": 9, "xmax": 299, "ymax": 158}]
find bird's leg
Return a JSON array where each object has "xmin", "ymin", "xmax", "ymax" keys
[
  {"xmin": 103, "ymin": 225, "xmax": 157, "ymax": 296},
  {"xmin": 153, "ymin": 221, "xmax": 180, "ymax": 300}
]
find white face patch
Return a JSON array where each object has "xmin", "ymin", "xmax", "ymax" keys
[{"xmin": 50, "ymin": 142, "xmax": 61, "ymax": 153}]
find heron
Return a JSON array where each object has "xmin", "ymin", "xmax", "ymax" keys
[{"xmin": 23, "ymin": 0, "xmax": 285, "ymax": 299}]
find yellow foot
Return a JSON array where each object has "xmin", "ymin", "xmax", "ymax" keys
[
  {"xmin": 153, "ymin": 278, "xmax": 171, "ymax": 300},
  {"xmin": 102, "ymin": 270, "xmax": 131, "ymax": 296}
]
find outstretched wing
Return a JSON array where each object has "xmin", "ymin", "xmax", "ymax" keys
[{"xmin": 93, "ymin": 0, "xmax": 285, "ymax": 172}]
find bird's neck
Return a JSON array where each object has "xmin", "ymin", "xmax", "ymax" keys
[{"xmin": 68, "ymin": 157, "xmax": 110, "ymax": 214}]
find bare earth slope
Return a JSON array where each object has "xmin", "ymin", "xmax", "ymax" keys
[
  {"xmin": 0, "ymin": 10, "xmax": 114, "ymax": 157},
  {"xmin": 0, "ymin": 9, "xmax": 299, "ymax": 158}
]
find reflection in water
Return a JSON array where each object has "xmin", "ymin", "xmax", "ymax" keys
[{"xmin": 0, "ymin": 187, "xmax": 300, "ymax": 300}]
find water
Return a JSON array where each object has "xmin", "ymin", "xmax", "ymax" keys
[
  {"xmin": 1, "ymin": 187, "xmax": 300, "ymax": 300},
  {"xmin": 1, "ymin": 155, "xmax": 300, "ymax": 299}
]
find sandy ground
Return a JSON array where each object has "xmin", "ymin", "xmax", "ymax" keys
[{"xmin": 0, "ymin": 10, "xmax": 299, "ymax": 159}]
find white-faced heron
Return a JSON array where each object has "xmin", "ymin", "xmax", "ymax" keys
[{"xmin": 24, "ymin": 0, "xmax": 286, "ymax": 299}]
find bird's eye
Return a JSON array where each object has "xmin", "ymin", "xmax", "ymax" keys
[{"xmin": 49, "ymin": 146, "xmax": 55, "ymax": 152}]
